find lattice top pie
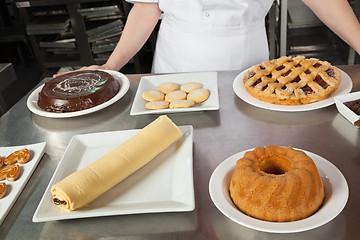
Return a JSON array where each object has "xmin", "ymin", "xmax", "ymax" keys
[{"xmin": 243, "ymin": 56, "xmax": 341, "ymax": 105}]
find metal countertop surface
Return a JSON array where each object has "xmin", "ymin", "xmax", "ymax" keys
[{"xmin": 0, "ymin": 67, "xmax": 359, "ymax": 240}]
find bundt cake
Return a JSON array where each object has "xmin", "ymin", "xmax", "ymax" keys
[{"xmin": 229, "ymin": 145, "xmax": 325, "ymax": 222}]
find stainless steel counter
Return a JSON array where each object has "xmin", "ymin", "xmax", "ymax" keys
[{"xmin": 0, "ymin": 67, "xmax": 359, "ymax": 240}]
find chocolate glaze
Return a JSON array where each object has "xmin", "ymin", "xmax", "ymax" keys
[
  {"xmin": 38, "ymin": 70, "xmax": 120, "ymax": 112},
  {"xmin": 345, "ymin": 99, "xmax": 360, "ymax": 115}
]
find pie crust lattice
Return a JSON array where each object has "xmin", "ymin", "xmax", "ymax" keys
[{"xmin": 243, "ymin": 56, "xmax": 341, "ymax": 105}]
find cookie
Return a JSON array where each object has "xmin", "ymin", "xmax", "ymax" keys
[
  {"xmin": 165, "ymin": 90, "xmax": 187, "ymax": 102},
  {"xmin": 145, "ymin": 100, "xmax": 169, "ymax": 110},
  {"xmin": 180, "ymin": 82, "xmax": 202, "ymax": 93},
  {"xmin": 142, "ymin": 89, "xmax": 165, "ymax": 102},
  {"xmin": 169, "ymin": 99, "xmax": 195, "ymax": 108},
  {"xmin": 158, "ymin": 82, "xmax": 179, "ymax": 94},
  {"xmin": 0, "ymin": 183, "xmax": 6, "ymax": 199},
  {"xmin": 187, "ymin": 88, "xmax": 210, "ymax": 103}
]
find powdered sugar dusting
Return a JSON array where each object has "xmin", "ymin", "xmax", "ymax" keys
[{"xmin": 53, "ymin": 72, "xmax": 107, "ymax": 94}]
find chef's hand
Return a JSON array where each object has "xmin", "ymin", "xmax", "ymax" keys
[{"xmin": 52, "ymin": 64, "xmax": 112, "ymax": 78}]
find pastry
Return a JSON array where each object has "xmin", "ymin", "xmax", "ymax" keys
[
  {"xmin": 229, "ymin": 145, "xmax": 325, "ymax": 222},
  {"xmin": 165, "ymin": 90, "xmax": 187, "ymax": 102},
  {"xmin": 38, "ymin": 70, "xmax": 120, "ymax": 112},
  {"xmin": 145, "ymin": 100, "xmax": 169, "ymax": 110},
  {"xmin": 169, "ymin": 99, "xmax": 195, "ymax": 108},
  {"xmin": 180, "ymin": 82, "xmax": 202, "ymax": 93},
  {"xmin": 243, "ymin": 56, "xmax": 341, "ymax": 105},
  {"xmin": 0, "ymin": 183, "xmax": 6, "ymax": 199},
  {"xmin": 0, "ymin": 156, "xmax": 3, "ymax": 168},
  {"xmin": 5, "ymin": 148, "xmax": 31, "ymax": 165},
  {"xmin": 51, "ymin": 115, "xmax": 183, "ymax": 211},
  {"xmin": 187, "ymin": 88, "xmax": 210, "ymax": 103},
  {"xmin": 0, "ymin": 165, "xmax": 20, "ymax": 181},
  {"xmin": 158, "ymin": 82, "xmax": 179, "ymax": 94}
]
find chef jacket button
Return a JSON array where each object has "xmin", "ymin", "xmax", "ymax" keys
[{"xmin": 204, "ymin": 12, "xmax": 210, "ymax": 17}]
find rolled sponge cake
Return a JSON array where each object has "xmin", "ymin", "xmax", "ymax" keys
[{"xmin": 51, "ymin": 115, "xmax": 183, "ymax": 211}]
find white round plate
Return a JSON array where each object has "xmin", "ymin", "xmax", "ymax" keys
[
  {"xmin": 27, "ymin": 70, "xmax": 130, "ymax": 118},
  {"xmin": 209, "ymin": 148, "xmax": 349, "ymax": 233},
  {"xmin": 233, "ymin": 68, "xmax": 352, "ymax": 112}
]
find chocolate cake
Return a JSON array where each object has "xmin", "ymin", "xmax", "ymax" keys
[{"xmin": 38, "ymin": 70, "xmax": 120, "ymax": 112}]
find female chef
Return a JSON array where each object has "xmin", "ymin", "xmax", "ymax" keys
[{"xmin": 57, "ymin": 0, "xmax": 360, "ymax": 74}]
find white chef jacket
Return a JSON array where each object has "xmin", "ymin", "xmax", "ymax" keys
[{"xmin": 128, "ymin": 0, "xmax": 274, "ymax": 73}]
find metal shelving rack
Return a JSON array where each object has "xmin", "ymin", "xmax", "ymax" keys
[
  {"xmin": 15, "ymin": 0, "xmax": 153, "ymax": 74},
  {"xmin": 279, "ymin": 0, "xmax": 358, "ymax": 65}
]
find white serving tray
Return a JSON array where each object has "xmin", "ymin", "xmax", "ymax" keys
[
  {"xmin": 209, "ymin": 148, "xmax": 348, "ymax": 233},
  {"xmin": 33, "ymin": 126, "xmax": 194, "ymax": 222},
  {"xmin": 0, "ymin": 142, "xmax": 46, "ymax": 225},
  {"xmin": 130, "ymin": 72, "xmax": 219, "ymax": 115},
  {"xmin": 27, "ymin": 70, "xmax": 130, "ymax": 118},
  {"xmin": 233, "ymin": 68, "xmax": 352, "ymax": 112}
]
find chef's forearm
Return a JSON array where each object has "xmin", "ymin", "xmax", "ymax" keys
[
  {"xmin": 104, "ymin": 2, "xmax": 162, "ymax": 71},
  {"xmin": 302, "ymin": 0, "xmax": 360, "ymax": 55}
]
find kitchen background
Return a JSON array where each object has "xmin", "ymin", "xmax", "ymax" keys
[{"xmin": 0, "ymin": 0, "xmax": 359, "ymax": 116}]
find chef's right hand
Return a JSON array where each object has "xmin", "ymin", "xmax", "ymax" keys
[{"xmin": 52, "ymin": 64, "xmax": 111, "ymax": 78}]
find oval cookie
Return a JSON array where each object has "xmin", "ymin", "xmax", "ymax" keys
[
  {"xmin": 187, "ymin": 88, "xmax": 210, "ymax": 103},
  {"xmin": 145, "ymin": 100, "xmax": 169, "ymax": 110},
  {"xmin": 169, "ymin": 99, "xmax": 195, "ymax": 108},
  {"xmin": 142, "ymin": 89, "xmax": 165, "ymax": 102},
  {"xmin": 158, "ymin": 82, "xmax": 179, "ymax": 94},
  {"xmin": 165, "ymin": 90, "xmax": 187, "ymax": 103},
  {"xmin": 181, "ymin": 82, "xmax": 202, "ymax": 93}
]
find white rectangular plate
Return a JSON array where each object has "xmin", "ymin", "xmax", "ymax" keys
[
  {"xmin": 130, "ymin": 72, "xmax": 219, "ymax": 115},
  {"xmin": 33, "ymin": 126, "xmax": 194, "ymax": 222},
  {"xmin": 334, "ymin": 91, "xmax": 360, "ymax": 126},
  {"xmin": 0, "ymin": 142, "xmax": 46, "ymax": 225}
]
